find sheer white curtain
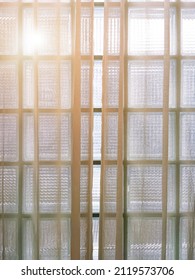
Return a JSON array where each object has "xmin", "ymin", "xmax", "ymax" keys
[{"xmin": 0, "ymin": 0, "xmax": 195, "ymax": 260}]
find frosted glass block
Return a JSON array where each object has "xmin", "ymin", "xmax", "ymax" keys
[
  {"xmin": 181, "ymin": 60, "xmax": 195, "ymax": 107},
  {"xmin": 0, "ymin": 219, "xmax": 18, "ymax": 259},
  {"xmin": 127, "ymin": 113, "xmax": 175, "ymax": 160},
  {"xmin": 181, "ymin": 10, "xmax": 195, "ymax": 55},
  {"xmin": 80, "ymin": 218, "xmax": 88, "ymax": 259},
  {"xmin": 107, "ymin": 8, "xmax": 120, "ymax": 55},
  {"xmin": 93, "ymin": 61, "xmax": 102, "ymax": 108},
  {"xmin": 0, "ymin": 114, "xmax": 18, "ymax": 162},
  {"xmin": 179, "ymin": 217, "xmax": 195, "ymax": 260},
  {"xmin": 93, "ymin": 218, "xmax": 99, "ymax": 260},
  {"xmin": 81, "ymin": 113, "xmax": 89, "ymax": 160},
  {"xmin": 94, "ymin": 7, "xmax": 104, "ymax": 55},
  {"xmin": 180, "ymin": 113, "xmax": 195, "ymax": 160},
  {"xmin": 104, "ymin": 113, "xmax": 118, "ymax": 160},
  {"xmin": 23, "ymin": 114, "xmax": 34, "ymax": 161},
  {"xmin": 104, "ymin": 166, "xmax": 117, "ymax": 213},
  {"xmin": 180, "ymin": 165, "xmax": 195, "ymax": 212},
  {"xmin": 61, "ymin": 166, "xmax": 71, "ymax": 213},
  {"xmin": 38, "ymin": 62, "xmax": 58, "ymax": 108},
  {"xmin": 23, "ymin": 8, "xmax": 34, "ymax": 55},
  {"xmin": 23, "ymin": 61, "xmax": 34, "ymax": 108},
  {"xmin": 128, "ymin": 8, "xmax": 176, "ymax": 55},
  {"xmin": 81, "ymin": 61, "xmax": 90, "ymax": 108},
  {"xmin": 22, "ymin": 219, "xmax": 33, "ymax": 259},
  {"xmin": 0, "ymin": 8, "xmax": 17, "ymax": 55},
  {"xmin": 127, "ymin": 218, "xmax": 175, "ymax": 260},
  {"xmin": 80, "ymin": 166, "xmax": 89, "ymax": 213},
  {"xmin": 0, "ymin": 62, "xmax": 18, "ymax": 109},
  {"xmin": 60, "ymin": 8, "xmax": 71, "ymax": 55},
  {"xmin": 23, "ymin": 165, "xmax": 33, "ymax": 213},
  {"xmin": 106, "ymin": 61, "xmax": 120, "ymax": 108},
  {"xmin": 81, "ymin": 7, "xmax": 93, "ymax": 55},
  {"xmin": 61, "ymin": 113, "xmax": 71, "ymax": 161},
  {"xmin": 61, "ymin": 61, "xmax": 71, "ymax": 109},
  {"xmin": 37, "ymin": 8, "xmax": 57, "ymax": 55},
  {"xmin": 61, "ymin": 219, "xmax": 71, "ymax": 259},
  {"xmin": 103, "ymin": 218, "xmax": 116, "ymax": 260},
  {"xmin": 128, "ymin": 60, "xmax": 176, "ymax": 108},
  {"xmin": 93, "ymin": 165, "xmax": 100, "ymax": 213},
  {"xmin": 127, "ymin": 165, "xmax": 176, "ymax": 212},
  {"xmin": 0, "ymin": 167, "xmax": 18, "ymax": 213},
  {"xmin": 93, "ymin": 113, "xmax": 102, "ymax": 160}
]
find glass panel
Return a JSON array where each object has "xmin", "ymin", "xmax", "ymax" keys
[
  {"xmin": 81, "ymin": 7, "xmax": 93, "ymax": 55},
  {"xmin": 107, "ymin": 7, "xmax": 120, "ymax": 55},
  {"xmin": 80, "ymin": 166, "xmax": 89, "ymax": 213},
  {"xmin": 81, "ymin": 113, "xmax": 89, "ymax": 161},
  {"xmin": 104, "ymin": 166, "xmax": 117, "ymax": 213},
  {"xmin": 93, "ymin": 165, "xmax": 100, "ymax": 213},
  {"xmin": 180, "ymin": 165, "xmax": 195, "ymax": 212},
  {"xmin": 61, "ymin": 61, "xmax": 71, "ymax": 109},
  {"xmin": 93, "ymin": 60, "xmax": 102, "ymax": 108},
  {"xmin": 181, "ymin": 60, "xmax": 195, "ymax": 107},
  {"xmin": 93, "ymin": 113, "xmax": 102, "ymax": 160},
  {"xmin": 103, "ymin": 218, "xmax": 116, "ymax": 260},
  {"xmin": 23, "ymin": 114, "xmax": 34, "ymax": 161},
  {"xmin": 94, "ymin": 7, "xmax": 104, "ymax": 55},
  {"xmin": 60, "ymin": 7, "xmax": 71, "ymax": 55},
  {"xmin": 179, "ymin": 218, "xmax": 195, "ymax": 260},
  {"xmin": 23, "ymin": 165, "xmax": 33, "ymax": 213},
  {"xmin": 81, "ymin": 61, "xmax": 90, "ymax": 108},
  {"xmin": 104, "ymin": 113, "xmax": 118, "ymax": 160},
  {"xmin": 93, "ymin": 218, "xmax": 99, "ymax": 260},
  {"xmin": 181, "ymin": 9, "xmax": 195, "ymax": 55},
  {"xmin": 180, "ymin": 113, "xmax": 195, "ymax": 160},
  {"xmin": 106, "ymin": 61, "xmax": 120, "ymax": 108},
  {"xmin": 23, "ymin": 61, "xmax": 34, "ymax": 108}
]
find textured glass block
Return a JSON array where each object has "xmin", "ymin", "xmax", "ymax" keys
[
  {"xmin": 93, "ymin": 165, "xmax": 100, "ymax": 213},
  {"xmin": 180, "ymin": 165, "xmax": 195, "ymax": 212},
  {"xmin": 81, "ymin": 7, "xmax": 93, "ymax": 55},
  {"xmin": 128, "ymin": 8, "xmax": 176, "ymax": 55},
  {"xmin": 180, "ymin": 113, "xmax": 195, "ymax": 160},
  {"xmin": 103, "ymin": 218, "xmax": 116, "ymax": 260},
  {"xmin": 127, "ymin": 113, "xmax": 175, "ymax": 160},
  {"xmin": 0, "ymin": 167, "xmax": 18, "ymax": 213},
  {"xmin": 80, "ymin": 217, "xmax": 88, "ymax": 259},
  {"xmin": 23, "ymin": 114, "xmax": 34, "ymax": 161},
  {"xmin": 179, "ymin": 217, "xmax": 195, "ymax": 260},
  {"xmin": 61, "ymin": 166, "xmax": 71, "ymax": 213},
  {"xmin": 106, "ymin": 61, "xmax": 120, "ymax": 108},
  {"xmin": 38, "ymin": 8, "xmax": 57, "ymax": 55},
  {"xmin": 128, "ymin": 60, "xmax": 176, "ymax": 108},
  {"xmin": 93, "ymin": 61, "xmax": 102, "ymax": 108},
  {"xmin": 0, "ymin": 8, "xmax": 17, "ymax": 55},
  {"xmin": 23, "ymin": 165, "xmax": 33, "ymax": 213},
  {"xmin": 0, "ymin": 219, "xmax": 18, "ymax": 259},
  {"xmin": 127, "ymin": 218, "xmax": 175, "ymax": 260},
  {"xmin": 181, "ymin": 60, "xmax": 195, "ymax": 107},
  {"xmin": 0, "ymin": 114, "xmax": 18, "ymax": 162},
  {"xmin": 104, "ymin": 166, "xmax": 117, "ymax": 213},
  {"xmin": 93, "ymin": 218, "xmax": 99, "ymax": 260},
  {"xmin": 127, "ymin": 165, "xmax": 176, "ymax": 212},
  {"xmin": 23, "ymin": 61, "xmax": 34, "ymax": 108},
  {"xmin": 61, "ymin": 114, "xmax": 71, "ymax": 161},
  {"xmin": 61, "ymin": 219, "xmax": 71, "ymax": 259},
  {"xmin": 107, "ymin": 7, "xmax": 120, "ymax": 55},
  {"xmin": 80, "ymin": 166, "xmax": 89, "ymax": 213},
  {"xmin": 61, "ymin": 61, "xmax": 71, "ymax": 109},
  {"xmin": 93, "ymin": 113, "xmax": 102, "ymax": 160},
  {"xmin": 23, "ymin": 8, "xmax": 34, "ymax": 55},
  {"xmin": 81, "ymin": 113, "xmax": 90, "ymax": 160},
  {"xmin": 22, "ymin": 219, "xmax": 33, "ymax": 259},
  {"xmin": 0, "ymin": 62, "xmax": 18, "ymax": 109},
  {"xmin": 181, "ymin": 10, "xmax": 195, "ymax": 55},
  {"xmin": 81, "ymin": 61, "xmax": 90, "ymax": 108},
  {"xmin": 38, "ymin": 62, "xmax": 58, "ymax": 108},
  {"xmin": 104, "ymin": 113, "xmax": 118, "ymax": 160},
  {"xmin": 60, "ymin": 8, "xmax": 71, "ymax": 55},
  {"xmin": 94, "ymin": 7, "xmax": 104, "ymax": 55}
]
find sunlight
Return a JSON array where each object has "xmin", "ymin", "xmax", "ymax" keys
[{"xmin": 23, "ymin": 31, "xmax": 44, "ymax": 54}]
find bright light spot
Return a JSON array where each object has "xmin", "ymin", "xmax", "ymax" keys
[{"xmin": 23, "ymin": 31, "xmax": 44, "ymax": 54}]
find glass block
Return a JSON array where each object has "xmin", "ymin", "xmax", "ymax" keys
[
  {"xmin": 181, "ymin": 10, "xmax": 195, "ymax": 55},
  {"xmin": 22, "ymin": 219, "xmax": 33, "ymax": 259},
  {"xmin": 105, "ymin": 61, "xmax": 120, "ymax": 108},
  {"xmin": 93, "ymin": 165, "xmax": 100, "ymax": 213},
  {"xmin": 93, "ymin": 60, "xmax": 102, "ymax": 108},
  {"xmin": 94, "ymin": 7, "xmax": 104, "ymax": 55},
  {"xmin": 80, "ymin": 166, "xmax": 89, "ymax": 213},
  {"xmin": 127, "ymin": 113, "xmax": 175, "ymax": 160},
  {"xmin": 180, "ymin": 165, "xmax": 195, "ymax": 212},
  {"xmin": 0, "ymin": 114, "xmax": 18, "ymax": 162},
  {"xmin": 104, "ymin": 113, "xmax": 118, "ymax": 160},
  {"xmin": 23, "ymin": 61, "xmax": 34, "ymax": 108},
  {"xmin": 23, "ymin": 8, "xmax": 34, "ymax": 55},
  {"xmin": 179, "ymin": 217, "xmax": 195, "ymax": 260},
  {"xmin": 81, "ymin": 61, "xmax": 90, "ymax": 108},
  {"xmin": 93, "ymin": 113, "xmax": 102, "ymax": 160},
  {"xmin": 128, "ymin": 60, "xmax": 176, "ymax": 108},
  {"xmin": 60, "ymin": 7, "xmax": 71, "ymax": 55},
  {"xmin": 104, "ymin": 166, "xmax": 117, "ymax": 213},
  {"xmin": 127, "ymin": 165, "xmax": 176, "ymax": 212},
  {"xmin": 81, "ymin": 113, "xmax": 90, "ymax": 160},
  {"xmin": 127, "ymin": 218, "xmax": 175, "ymax": 260},
  {"xmin": 93, "ymin": 218, "xmax": 99, "ymax": 260},
  {"xmin": 0, "ymin": 167, "xmax": 18, "ymax": 213},
  {"xmin": 23, "ymin": 114, "xmax": 34, "ymax": 161},
  {"xmin": 0, "ymin": 219, "xmax": 18, "ymax": 259},
  {"xmin": 107, "ymin": 7, "xmax": 120, "ymax": 55},
  {"xmin": 181, "ymin": 60, "xmax": 195, "ymax": 107},
  {"xmin": 81, "ymin": 7, "xmax": 93, "ymax": 55},
  {"xmin": 61, "ymin": 166, "xmax": 71, "ymax": 213},
  {"xmin": 0, "ymin": 8, "xmax": 17, "ymax": 55},
  {"xmin": 38, "ymin": 62, "xmax": 58, "ymax": 108},
  {"xmin": 180, "ymin": 113, "xmax": 195, "ymax": 160},
  {"xmin": 23, "ymin": 165, "xmax": 33, "ymax": 213},
  {"xmin": 61, "ymin": 219, "xmax": 71, "ymax": 259},
  {"xmin": 61, "ymin": 113, "xmax": 71, "ymax": 161},
  {"xmin": 61, "ymin": 61, "xmax": 71, "ymax": 109},
  {"xmin": 37, "ymin": 8, "xmax": 58, "ymax": 55},
  {"xmin": 80, "ymin": 217, "xmax": 88, "ymax": 259},
  {"xmin": 0, "ymin": 62, "xmax": 18, "ymax": 109},
  {"xmin": 103, "ymin": 218, "xmax": 116, "ymax": 260},
  {"xmin": 128, "ymin": 8, "xmax": 176, "ymax": 55}
]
